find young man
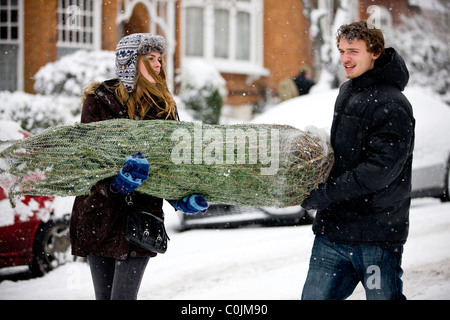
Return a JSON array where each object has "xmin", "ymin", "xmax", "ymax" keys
[{"xmin": 301, "ymin": 21, "xmax": 415, "ymax": 300}]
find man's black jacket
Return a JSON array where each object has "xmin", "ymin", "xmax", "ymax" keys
[{"xmin": 312, "ymin": 48, "xmax": 415, "ymax": 245}]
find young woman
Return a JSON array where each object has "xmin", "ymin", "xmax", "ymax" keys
[{"xmin": 69, "ymin": 33, "xmax": 207, "ymax": 300}]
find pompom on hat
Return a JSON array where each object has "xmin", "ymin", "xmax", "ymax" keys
[{"xmin": 115, "ymin": 33, "xmax": 167, "ymax": 93}]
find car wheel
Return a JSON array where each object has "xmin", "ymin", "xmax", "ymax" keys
[
  {"xmin": 29, "ymin": 215, "xmax": 71, "ymax": 276},
  {"xmin": 440, "ymin": 158, "xmax": 450, "ymax": 202}
]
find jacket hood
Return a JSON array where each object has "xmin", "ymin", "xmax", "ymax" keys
[
  {"xmin": 81, "ymin": 79, "xmax": 129, "ymax": 119},
  {"xmin": 373, "ymin": 47, "xmax": 409, "ymax": 91},
  {"xmin": 352, "ymin": 47, "xmax": 409, "ymax": 91},
  {"xmin": 81, "ymin": 79, "xmax": 120, "ymax": 105},
  {"xmin": 81, "ymin": 81, "xmax": 102, "ymax": 105}
]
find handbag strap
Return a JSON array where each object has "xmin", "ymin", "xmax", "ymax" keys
[{"xmin": 124, "ymin": 193, "xmax": 165, "ymax": 222}]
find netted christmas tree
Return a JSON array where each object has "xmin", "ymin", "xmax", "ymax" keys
[{"xmin": 0, "ymin": 119, "xmax": 333, "ymax": 208}]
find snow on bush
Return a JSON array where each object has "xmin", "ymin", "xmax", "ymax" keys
[
  {"xmin": 384, "ymin": 13, "xmax": 449, "ymax": 104},
  {"xmin": 0, "ymin": 91, "xmax": 78, "ymax": 133},
  {"xmin": 0, "ymin": 50, "xmax": 117, "ymax": 133},
  {"xmin": 177, "ymin": 59, "xmax": 227, "ymax": 124},
  {"xmin": 34, "ymin": 50, "xmax": 116, "ymax": 97}
]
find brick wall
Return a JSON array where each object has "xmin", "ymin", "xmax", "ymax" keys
[
  {"xmin": 101, "ymin": 0, "xmax": 118, "ymax": 51},
  {"xmin": 224, "ymin": 0, "xmax": 312, "ymax": 106},
  {"xmin": 24, "ymin": 0, "xmax": 58, "ymax": 93},
  {"xmin": 263, "ymin": 0, "xmax": 312, "ymax": 91}
]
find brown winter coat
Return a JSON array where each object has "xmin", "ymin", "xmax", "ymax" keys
[{"xmin": 70, "ymin": 79, "xmax": 175, "ymax": 260}]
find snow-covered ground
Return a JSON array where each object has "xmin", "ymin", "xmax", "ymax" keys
[{"xmin": 0, "ymin": 197, "xmax": 449, "ymax": 300}]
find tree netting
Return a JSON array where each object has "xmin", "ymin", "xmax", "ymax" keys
[{"xmin": 0, "ymin": 119, "xmax": 334, "ymax": 208}]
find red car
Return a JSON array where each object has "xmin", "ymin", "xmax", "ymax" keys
[{"xmin": 0, "ymin": 120, "xmax": 71, "ymax": 276}]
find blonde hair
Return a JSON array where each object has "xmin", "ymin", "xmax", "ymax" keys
[{"xmin": 115, "ymin": 55, "xmax": 177, "ymax": 120}]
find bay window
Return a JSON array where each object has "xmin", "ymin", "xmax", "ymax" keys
[{"xmin": 182, "ymin": 0, "xmax": 267, "ymax": 76}]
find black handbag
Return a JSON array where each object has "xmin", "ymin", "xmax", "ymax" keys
[{"xmin": 124, "ymin": 201, "xmax": 170, "ymax": 254}]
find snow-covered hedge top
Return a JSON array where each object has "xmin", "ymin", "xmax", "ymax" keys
[
  {"xmin": 34, "ymin": 50, "xmax": 116, "ymax": 97},
  {"xmin": 177, "ymin": 59, "xmax": 227, "ymax": 101},
  {"xmin": 0, "ymin": 91, "xmax": 79, "ymax": 133}
]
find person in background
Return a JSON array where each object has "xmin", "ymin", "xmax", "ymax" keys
[
  {"xmin": 278, "ymin": 65, "xmax": 315, "ymax": 102},
  {"xmin": 70, "ymin": 33, "xmax": 208, "ymax": 300},
  {"xmin": 293, "ymin": 65, "xmax": 315, "ymax": 96},
  {"xmin": 301, "ymin": 21, "xmax": 415, "ymax": 300}
]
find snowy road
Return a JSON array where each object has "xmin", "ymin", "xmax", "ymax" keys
[{"xmin": 0, "ymin": 198, "xmax": 449, "ymax": 300}]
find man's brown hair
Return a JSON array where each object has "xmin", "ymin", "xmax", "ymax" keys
[{"xmin": 336, "ymin": 21, "xmax": 385, "ymax": 56}]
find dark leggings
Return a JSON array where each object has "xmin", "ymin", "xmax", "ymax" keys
[{"xmin": 87, "ymin": 255, "xmax": 150, "ymax": 300}]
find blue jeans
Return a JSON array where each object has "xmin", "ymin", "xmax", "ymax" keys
[{"xmin": 302, "ymin": 235, "xmax": 406, "ymax": 300}]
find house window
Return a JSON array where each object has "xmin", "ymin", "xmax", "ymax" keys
[
  {"xmin": 182, "ymin": 0, "xmax": 267, "ymax": 76},
  {"xmin": 0, "ymin": 0, "xmax": 22, "ymax": 91},
  {"xmin": 0, "ymin": 0, "xmax": 19, "ymax": 41},
  {"xmin": 214, "ymin": 8, "xmax": 229, "ymax": 58},
  {"xmin": 57, "ymin": 0, "xmax": 101, "ymax": 57},
  {"xmin": 236, "ymin": 11, "xmax": 250, "ymax": 60},
  {"xmin": 185, "ymin": 7, "xmax": 204, "ymax": 56}
]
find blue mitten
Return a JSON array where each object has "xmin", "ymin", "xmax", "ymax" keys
[
  {"xmin": 168, "ymin": 194, "xmax": 208, "ymax": 214},
  {"xmin": 111, "ymin": 152, "xmax": 149, "ymax": 194}
]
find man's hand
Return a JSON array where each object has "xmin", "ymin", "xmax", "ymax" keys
[{"xmin": 301, "ymin": 184, "xmax": 332, "ymax": 211}]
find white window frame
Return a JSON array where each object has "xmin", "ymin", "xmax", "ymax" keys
[
  {"xmin": 0, "ymin": 0, "xmax": 24, "ymax": 91},
  {"xmin": 57, "ymin": 0, "xmax": 101, "ymax": 51},
  {"xmin": 181, "ymin": 0, "xmax": 268, "ymax": 77}
]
